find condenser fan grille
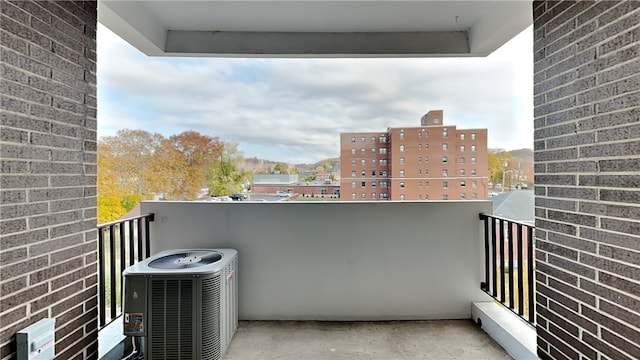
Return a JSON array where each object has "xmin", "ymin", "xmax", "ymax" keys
[
  {"xmin": 148, "ymin": 250, "xmax": 223, "ymax": 269},
  {"xmin": 150, "ymin": 279, "xmax": 194, "ymax": 359},
  {"xmin": 201, "ymin": 275, "xmax": 222, "ymax": 359}
]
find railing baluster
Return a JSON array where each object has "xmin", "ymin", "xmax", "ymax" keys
[
  {"xmin": 517, "ymin": 223, "xmax": 524, "ymax": 316},
  {"xmin": 482, "ymin": 214, "xmax": 489, "ymax": 291},
  {"xmin": 109, "ymin": 224, "xmax": 117, "ymax": 322},
  {"xmin": 507, "ymin": 220, "xmax": 514, "ymax": 310},
  {"xmin": 97, "ymin": 213, "xmax": 155, "ymax": 331},
  {"xmin": 491, "ymin": 217, "xmax": 497, "ymax": 298},
  {"xmin": 98, "ymin": 227, "xmax": 106, "ymax": 328},
  {"xmin": 479, "ymin": 213, "xmax": 535, "ymax": 327},
  {"xmin": 528, "ymin": 225, "xmax": 535, "ymax": 323},
  {"xmin": 498, "ymin": 219, "xmax": 505, "ymax": 303}
]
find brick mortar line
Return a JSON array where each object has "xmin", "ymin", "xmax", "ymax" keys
[
  {"xmin": 533, "ymin": 87, "xmax": 640, "ymax": 119},
  {"xmin": 0, "ymin": 78, "xmax": 85, "ymax": 105},
  {"xmin": 535, "ymin": 118, "xmax": 640, "ymax": 133},
  {"xmin": 539, "ymin": 5, "xmax": 640, "ymax": 62},
  {"xmin": 535, "ymin": 70, "xmax": 640, "ymax": 105},
  {"xmin": 578, "ymin": 298, "xmax": 640, "ymax": 339},
  {"xmin": 535, "ymin": 154, "xmax": 640, "ymax": 162}
]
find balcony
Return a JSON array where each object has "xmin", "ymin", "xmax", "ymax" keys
[{"xmin": 97, "ymin": 201, "xmax": 535, "ymax": 359}]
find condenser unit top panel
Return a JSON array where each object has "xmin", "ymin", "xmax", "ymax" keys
[{"xmin": 124, "ymin": 248, "xmax": 237, "ymax": 275}]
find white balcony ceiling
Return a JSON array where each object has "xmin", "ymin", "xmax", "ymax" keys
[{"xmin": 98, "ymin": 1, "xmax": 532, "ymax": 57}]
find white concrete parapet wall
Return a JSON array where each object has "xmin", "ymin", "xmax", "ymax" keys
[{"xmin": 140, "ymin": 201, "xmax": 493, "ymax": 320}]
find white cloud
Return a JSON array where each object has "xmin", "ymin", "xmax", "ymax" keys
[{"xmin": 97, "ymin": 24, "xmax": 533, "ymax": 163}]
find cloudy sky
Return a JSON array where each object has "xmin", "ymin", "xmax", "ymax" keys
[{"xmin": 97, "ymin": 24, "xmax": 533, "ymax": 164}]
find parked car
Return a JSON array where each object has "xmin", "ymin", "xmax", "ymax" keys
[
  {"xmin": 229, "ymin": 194, "xmax": 245, "ymax": 201},
  {"xmin": 276, "ymin": 191, "xmax": 291, "ymax": 197}
]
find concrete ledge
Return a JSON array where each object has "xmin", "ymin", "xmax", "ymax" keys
[
  {"xmin": 472, "ymin": 302, "xmax": 537, "ymax": 360},
  {"xmin": 98, "ymin": 319, "xmax": 125, "ymax": 359}
]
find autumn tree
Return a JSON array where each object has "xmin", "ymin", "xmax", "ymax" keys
[
  {"xmin": 488, "ymin": 149, "xmax": 512, "ymax": 187},
  {"xmin": 161, "ymin": 131, "xmax": 224, "ymax": 200}
]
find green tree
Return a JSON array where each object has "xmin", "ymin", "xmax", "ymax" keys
[{"xmin": 207, "ymin": 142, "xmax": 248, "ymax": 196}]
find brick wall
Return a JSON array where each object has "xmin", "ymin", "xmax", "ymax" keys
[
  {"xmin": 0, "ymin": 1, "xmax": 98, "ymax": 359},
  {"xmin": 534, "ymin": 1, "xmax": 640, "ymax": 359}
]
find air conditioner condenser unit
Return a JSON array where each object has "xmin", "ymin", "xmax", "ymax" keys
[{"xmin": 123, "ymin": 248, "xmax": 238, "ymax": 360}]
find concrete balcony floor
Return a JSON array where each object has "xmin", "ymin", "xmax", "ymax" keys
[
  {"xmin": 102, "ymin": 320, "xmax": 512, "ymax": 359},
  {"xmin": 226, "ymin": 320, "xmax": 511, "ymax": 360}
]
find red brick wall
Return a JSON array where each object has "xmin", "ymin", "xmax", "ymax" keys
[
  {"xmin": 0, "ymin": 1, "xmax": 98, "ymax": 358},
  {"xmin": 533, "ymin": 1, "xmax": 640, "ymax": 359}
]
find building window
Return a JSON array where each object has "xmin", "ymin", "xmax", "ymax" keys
[
  {"xmin": 471, "ymin": 169, "xmax": 477, "ymax": 175},
  {"xmin": 461, "ymin": 192, "xmax": 466, "ymax": 199},
  {"xmin": 424, "ymin": 181, "xmax": 430, "ymax": 187},
  {"xmin": 460, "ymin": 169, "xmax": 466, "ymax": 175},
  {"xmin": 362, "ymin": 171, "xmax": 366, "ymax": 176},
  {"xmin": 442, "ymin": 169, "xmax": 448, "ymax": 176},
  {"xmin": 400, "ymin": 157, "xmax": 405, "ymax": 164},
  {"xmin": 371, "ymin": 159, "xmax": 376, "ymax": 166},
  {"xmin": 321, "ymin": 189, "xmax": 328, "ymax": 195},
  {"xmin": 443, "ymin": 181, "xmax": 448, "ymax": 189},
  {"xmin": 379, "ymin": 148, "xmax": 387, "ymax": 154},
  {"xmin": 379, "ymin": 170, "xmax": 387, "ymax": 176},
  {"xmin": 472, "ymin": 193, "xmax": 478, "ymax": 199},
  {"xmin": 443, "ymin": 143, "xmax": 448, "ymax": 151},
  {"xmin": 418, "ymin": 181, "xmax": 422, "ymax": 186},
  {"xmin": 379, "ymin": 136, "xmax": 387, "ymax": 143},
  {"xmin": 361, "ymin": 136, "xmax": 366, "ymax": 142},
  {"xmin": 443, "ymin": 129, "xmax": 448, "ymax": 138},
  {"xmin": 351, "ymin": 159, "xmax": 356, "ymax": 166},
  {"xmin": 471, "ymin": 157, "xmax": 477, "ymax": 164},
  {"xmin": 400, "ymin": 170, "xmax": 405, "ymax": 177},
  {"xmin": 372, "ymin": 192, "xmax": 376, "ymax": 199},
  {"xmin": 361, "ymin": 193, "xmax": 366, "ymax": 199},
  {"xmin": 361, "ymin": 181, "xmax": 366, "ymax": 187},
  {"xmin": 361, "ymin": 148, "xmax": 366, "ymax": 154},
  {"xmin": 425, "ymin": 144, "xmax": 429, "ymax": 150},
  {"xmin": 399, "ymin": 131, "xmax": 405, "ymax": 140},
  {"xmin": 351, "ymin": 137, "xmax": 356, "ymax": 143},
  {"xmin": 419, "ymin": 194, "xmax": 423, "ymax": 200},
  {"xmin": 425, "ymin": 156, "xmax": 429, "ymax": 162},
  {"xmin": 442, "ymin": 156, "xmax": 448, "ymax": 164},
  {"xmin": 399, "ymin": 145, "xmax": 405, "ymax": 152},
  {"xmin": 400, "ymin": 182, "xmax": 405, "ymax": 188},
  {"xmin": 351, "ymin": 148, "xmax": 356, "ymax": 154},
  {"xmin": 418, "ymin": 156, "xmax": 422, "ymax": 163},
  {"xmin": 351, "ymin": 170, "xmax": 356, "ymax": 177},
  {"xmin": 371, "ymin": 148, "xmax": 376, "ymax": 153},
  {"xmin": 381, "ymin": 193, "xmax": 388, "ymax": 199},
  {"xmin": 400, "ymin": 194, "xmax": 405, "ymax": 200},
  {"xmin": 418, "ymin": 144, "xmax": 422, "ymax": 150},
  {"xmin": 380, "ymin": 160, "xmax": 387, "ymax": 166},
  {"xmin": 460, "ymin": 157, "xmax": 465, "ymax": 163},
  {"xmin": 472, "ymin": 180, "xmax": 477, "ymax": 188},
  {"xmin": 371, "ymin": 136, "xmax": 376, "ymax": 143},
  {"xmin": 351, "ymin": 181, "xmax": 356, "ymax": 188},
  {"xmin": 361, "ymin": 159, "xmax": 366, "ymax": 166},
  {"xmin": 352, "ymin": 193, "xmax": 356, "ymax": 199},
  {"xmin": 380, "ymin": 181, "xmax": 387, "ymax": 188},
  {"xmin": 460, "ymin": 145, "xmax": 465, "ymax": 152},
  {"xmin": 418, "ymin": 169, "xmax": 422, "ymax": 175},
  {"xmin": 471, "ymin": 132, "xmax": 476, "ymax": 140},
  {"xmin": 460, "ymin": 181, "xmax": 466, "ymax": 187},
  {"xmin": 371, "ymin": 181, "xmax": 376, "ymax": 187},
  {"xmin": 443, "ymin": 194, "xmax": 448, "ymax": 200},
  {"xmin": 471, "ymin": 145, "xmax": 477, "ymax": 152},
  {"xmin": 424, "ymin": 169, "xmax": 429, "ymax": 175},
  {"xmin": 460, "ymin": 133, "xmax": 465, "ymax": 140}
]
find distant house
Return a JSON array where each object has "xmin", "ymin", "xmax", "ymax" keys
[
  {"xmin": 490, "ymin": 190, "xmax": 534, "ymax": 266},
  {"xmin": 251, "ymin": 174, "xmax": 340, "ymax": 197}
]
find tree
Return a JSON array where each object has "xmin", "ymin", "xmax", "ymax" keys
[
  {"xmin": 161, "ymin": 131, "xmax": 224, "ymax": 200},
  {"xmin": 488, "ymin": 149, "xmax": 512, "ymax": 187},
  {"xmin": 207, "ymin": 142, "xmax": 248, "ymax": 196}
]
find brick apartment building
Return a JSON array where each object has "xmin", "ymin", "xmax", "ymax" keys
[{"xmin": 340, "ymin": 110, "xmax": 489, "ymax": 201}]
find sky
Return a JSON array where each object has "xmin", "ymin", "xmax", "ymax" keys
[{"xmin": 97, "ymin": 24, "xmax": 533, "ymax": 164}]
